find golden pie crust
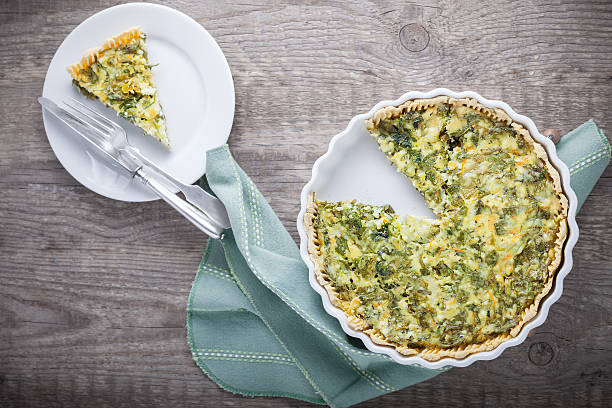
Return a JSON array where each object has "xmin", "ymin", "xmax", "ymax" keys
[
  {"xmin": 66, "ymin": 27, "xmax": 142, "ymax": 77},
  {"xmin": 304, "ymin": 96, "xmax": 569, "ymax": 361}
]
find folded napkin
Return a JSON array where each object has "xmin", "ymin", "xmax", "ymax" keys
[
  {"xmin": 557, "ymin": 120, "xmax": 610, "ymax": 210},
  {"xmin": 187, "ymin": 120, "xmax": 609, "ymax": 407}
]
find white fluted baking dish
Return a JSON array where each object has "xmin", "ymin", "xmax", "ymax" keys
[{"xmin": 296, "ymin": 89, "xmax": 579, "ymax": 368}]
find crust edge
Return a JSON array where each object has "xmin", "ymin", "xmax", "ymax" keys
[
  {"xmin": 66, "ymin": 27, "xmax": 142, "ymax": 78},
  {"xmin": 306, "ymin": 96, "xmax": 569, "ymax": 361}
]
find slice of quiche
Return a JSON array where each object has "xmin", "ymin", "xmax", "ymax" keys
[
  {"xmin": 305, "ymin": 96, "xmax": 568, "ymax": 361},
  {"xmin": 67, "ymin": 27, "xmax": 169, "ymax": 148}
]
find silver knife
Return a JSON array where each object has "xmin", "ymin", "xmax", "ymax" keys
[{"xmin": 40, "ymin": 97, "xmax": 227, "ymax": 239}]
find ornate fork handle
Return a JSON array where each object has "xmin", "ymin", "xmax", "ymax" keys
[
  {"xmin": 135, "ymin": 166, "xmax": 226, "ymax": 239},
  {"xmin": 129, "ymin": 147, "xmax": 231, "ymax": 230}
]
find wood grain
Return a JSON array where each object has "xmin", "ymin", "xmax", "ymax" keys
[{"xmin": 1, "ymin": 0, "xmax": 611, "ymax": 407}]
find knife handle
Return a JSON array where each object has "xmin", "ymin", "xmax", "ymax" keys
[{"xmin": 135, "ymin": 167, "xmax": 226, "ymax": 239}]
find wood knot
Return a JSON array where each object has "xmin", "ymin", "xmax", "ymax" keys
[
  {"xmin": 399, "ymin": 23, "xmax": 429, "ymax": 52},
  {"xmin": 528, "ymin": 342, "xmax": 555, "ymax": 366}
]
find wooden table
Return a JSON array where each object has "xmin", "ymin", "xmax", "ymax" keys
[{"xmin": 2, "ymin": 1, "xmax": 611, "ymax": 406}]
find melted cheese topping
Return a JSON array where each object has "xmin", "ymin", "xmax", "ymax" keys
[
  {"xmin": 70, "ymin": 32, "xmax": 169, "ymax": 147},
  {"xmin": 314, "ymin": 102, "xmax": 564, "ymax": 349}
]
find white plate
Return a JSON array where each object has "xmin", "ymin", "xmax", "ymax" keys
[
  {"xmin": 297, "ymin": 89, "xmax": 579, "ymax": 368},
  {"xmin": 42, "ymin": 3, "xmax": 235, "ymax": 202}
]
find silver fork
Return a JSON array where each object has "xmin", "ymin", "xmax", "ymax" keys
[
  {"xmin": 39, "ymin": 96, "xmax": 230, "ymax": 239},
  {"xmin": 66, "ymin": 98, "xmax": 231, "ymax": 229}
]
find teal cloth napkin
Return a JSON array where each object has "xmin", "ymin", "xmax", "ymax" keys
[
  {"xmin": 187, "ymin": 120, "xmax": 610, "ymax": 407},
  {"xmin": 557, "ymin": 120, "xmax": 610, "ymax": 210}
]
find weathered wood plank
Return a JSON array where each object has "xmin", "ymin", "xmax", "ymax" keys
[{"xmin": 1, "ymin": 0, "xmax": 611, "ymax": 407}]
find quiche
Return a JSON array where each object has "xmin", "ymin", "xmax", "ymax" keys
[
  {"xmin": 305, "ymin": 96, "xmax": 568, "ymax": 361},
  {"xmin": 67, "ymin": 27, "xmax": 169, "ymax": 148}
]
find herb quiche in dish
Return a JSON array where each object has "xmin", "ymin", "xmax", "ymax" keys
[
  {"xmin": 304, "ymin": 96, "xmax": 568, "ymax": 361},
  {"xmin": 67, "ymin": 27, "xmax": 169, "ymax": 148}
]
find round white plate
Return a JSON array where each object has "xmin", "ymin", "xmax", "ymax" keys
[
  {"xmin": 297, "ymin": 89, "xmax": 579, "ymax": 368},
  {"xmin": 42, "ymin": 3, "xmax": 235, "ymax": 201}
]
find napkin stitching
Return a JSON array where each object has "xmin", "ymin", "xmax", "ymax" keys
[
  {"xmin": 248, "ymin": 181, "xmax": 259, "ymax": 247},
  {"xmin": 188, "ymin": 242, "xmax": 325, "ymax": 405},
  {"xmin": 592, "ymin": 119, "xmax": 611, "ymax": 153},
  {"xmin": 200, "ymin": 263, "xmax": 232, "ymax": 275},
  {"xmin": 247, "ymin": 184, "xmax": 258, "ymax": 247},
  {"xmin": 568, "ymin": 150, "xmax": 608, "ymax": 172},
  {"xmin": 200, "ymin": 268, "xmax": 235, "ymax": 282},
  {"xmin": 570, "ymin": 154, "xmax": 610, "ymax": 176},
  {"xmin": 200, "ymin": 266, "xmax": 232, "ymax": 277},
  {"xmin": 227, "ymin": 152, "xmax": 397, "ymax": 394},
  {"xmin": 196, "ymin": 351, "xmax": 294, "ymax": 363},
  {"xmin": 567, "ymin": 146, "xmax": 607, "ymax": 169},
  {"xmin": 195, "ymin": 355, "xmax": 295, "ymax": 366},
  {"xmin": 196, "ymin": 348, "xmax": 293, "ymax": 358},
  {"xmin": 254, "ymin": 178, "xmax": 265, "ymax": 247},
  {"xmin": 195, "ymin": 351, "xmax": 295, "ymax": 366},
  {"xmin": 248, "ymin": 178, "xmax": 264, "ymax": 248},
  {"xmin": 220, "ymin": 239, "xmax": 334, "ymax": 407},
  {"xmin": 331, "ymin": 340, "xmax": 396, "ymax": 392},
  {"xmin": 188, "ymin": 307, "xmax": 253, "ymax": 313}
]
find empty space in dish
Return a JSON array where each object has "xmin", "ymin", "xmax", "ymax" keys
[{"xmin": 309, "ymin": 122, "xmax": 436, "ymax": 219}]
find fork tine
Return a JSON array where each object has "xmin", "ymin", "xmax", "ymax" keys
[
  {"xmin": 64, "ymin": 98, "xmax": 115, "ymax": 133},
  {"xmin": 68, "ymin": 97, "xmax": 125, "ymax": 134},
  {"xmin": 54, "ymin": 104, "xmax": 113, "ymax": 149},
  {"xmin": 68, "ymin": 97, "xmax": 114, "ymax": 124},
  {"xmin": 62, "ymin": 101, "xmax": 113, "ymax": 140},
  {"xmin": 70, "ymin": 97, "xmax": 125, "ymax": 133}
]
